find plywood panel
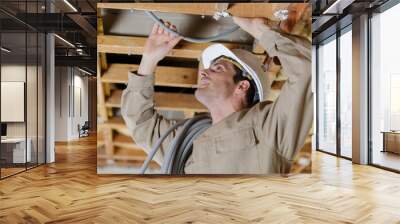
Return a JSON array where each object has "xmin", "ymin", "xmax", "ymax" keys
[
  {"xmin": 97, "ymin": 3, "xmax": 295, "ymax": 21},
  {"xmin": 105, "ymin": 89, "xmax": 207, "ymax": 113},
  {"xmin": 102, "ymin": 64, "xmax": 198, "ymax": 88},
  {"xmin": 97, "ymin": 35, "xmax": 247, "ymax": 59}
]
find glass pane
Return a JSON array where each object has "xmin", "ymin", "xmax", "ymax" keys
[
  {"xmin": 1, "ymin": 31, "xmax": 27, "ymax": 177},
  {"xmin": 26, "ymin": 0, "xmax": 40, "ymax": 170},
  {"xmin": 340, "ymin": 29, "xmax": 352, "ymax": 158},
  {"xmin": 371, "ymin": 3, "xmax": 400, "ymax": 171},
  {"xmin": 38, "ymin": 32, "xmax": 45, "ymax": 165},
  {"xmin": 27, "ymin": 31, "xmax": 38, "ymax": 169},
  {"xmin": 318, "ymin": 37, "xmax": 337, "ymax": 154}
]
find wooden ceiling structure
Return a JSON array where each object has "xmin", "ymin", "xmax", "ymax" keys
[{"xmin": 97, "ymin": 3, "xmax": 312, "ymax": 173}]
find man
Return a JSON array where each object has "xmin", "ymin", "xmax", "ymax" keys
[{"xmin": 121, "ymin": 17, "xmax": 312, "ymax": 174}]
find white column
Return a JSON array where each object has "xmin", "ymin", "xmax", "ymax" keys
[
  {"xmin": 352, "ymin": 14, "xmax": 369, "ymax": 164},
  {"xmin": 46, "ymin": 33, "xmax": 55, "ymax": 163}
]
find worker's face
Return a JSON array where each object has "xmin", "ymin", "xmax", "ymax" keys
[{"xmin": 195, "ymin": 58, "xmax": 238, "ymax": 106}]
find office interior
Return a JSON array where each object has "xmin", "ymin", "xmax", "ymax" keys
[{"xmin": 0, "ymin": 0, "xmax": 96, "ymax": 179}]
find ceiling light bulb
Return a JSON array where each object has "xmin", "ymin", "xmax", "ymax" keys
[
  {"xmin": 63, "ymin": 0, "xmax": 78, "ymax": 12},
  {"xmin": 54, "ymin": 33, "xmax": 75, "ymax": 48},
  {"xmin": 1, "ymin": 47, "xmax": 11, "ymax": 53}
]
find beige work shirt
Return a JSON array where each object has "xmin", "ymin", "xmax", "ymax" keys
[{"xmin": 121, "ymin": 26, "xmax": 312, "ymax": 174}]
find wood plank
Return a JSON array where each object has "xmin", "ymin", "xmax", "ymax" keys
[
  {"xmin": 98, "ymin": 146, "xmax": 161, "ymax": 169},
  {"xmin": 154, "ymin": 92, "xmax": 207, "ymax": 113},
  {"xmin": 97, "ymin": 54, "xmax": 108, "ymax": 121},
  {"xmin": 97, "ymin": 35, "xmax": 248, "ymax": 59},
  {"xmin": 105, "ymin": 89, "xmax": 208, "ymax": 113},
  {"xmin": 102, "ymin": 64, "xmax": 198, "ymax": 88},
  {"xmin": 113, "ymin": 134, "xmax": 142, "ymax": 150},
  {"xmin": 97, "ymin": 11, "xmax": 109, "ymax": 121},
  {"xmin": 98, "ymin": 117, "xmax": 129, "ymax": 136},
  {"xmin": 97, "ymin": 158, "xmax": 160, "ymax": 169},
  {"xmin": 103, "ymin": 127, "xmax": 114, "ymax": 157},
  {"xmin": 97, "ymin": 3, "xmax": 299, "ymax": 21}
]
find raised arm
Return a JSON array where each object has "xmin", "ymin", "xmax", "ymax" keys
[
  {"xmin": 121, "ymin": 22, "xmax": 182, "ymax": 165},
  {"xmin": 233, "ymin": 17, "xmax": 312, "ymax": 161}
]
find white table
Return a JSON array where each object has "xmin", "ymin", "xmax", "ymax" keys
[{"xmin": 1, "ymin": 138, "xmax": 32, "ymax": 163}]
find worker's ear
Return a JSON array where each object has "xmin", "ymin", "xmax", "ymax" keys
[{"xmin": 235, "ymin": 80, "xmax": 250, "ymax": 96}]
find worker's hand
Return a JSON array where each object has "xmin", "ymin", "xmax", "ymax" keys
[
  {"xmin": 232, "ymin": 17, "xmax": 268, "ymax": 40},
  {"xmin": 138, "ymin": 21, "xmax": 183, "ymax": 75}
]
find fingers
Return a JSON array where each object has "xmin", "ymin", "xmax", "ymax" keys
[
  {"xmin": 151, "ymin": 23, "xmax": 159, "ymax": 36},
  {"xmin": 157, "ymin": 20, "xmax": 165, "ymax": 34},
  {"xmin": 150, "ymin": 20, "xmax": 182, "ymax": 45},
  {"xmin": 163, "ymin": 21, "xmax": 178, "ymax": 38},
  {"xmin": 153, "ymin": 20, "xmax": 179, "ymax": 37},
  {"xmin": 168, "ymin": 35, "xmax": 183, "ymax": 48}
]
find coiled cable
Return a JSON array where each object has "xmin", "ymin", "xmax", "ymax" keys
[{"xmin": 139, "ymin": 114, "xmax": 212, "ymax": 174}]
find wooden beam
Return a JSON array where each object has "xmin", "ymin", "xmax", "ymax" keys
[
  {"xmin": 97, "ymin": 53, "xmax": 108, "ymax": 122},
  {"xmin": 227, "ymin": 3, "xmax": 292, "ymax": 20},
  {"xmin": 97, "ymin": 3, "xmax": 301, "ymax": 21},
  {"xmin": 97, "ymin": 11, "xmax": 109, "ymax": 122},
  {"xmin": 98, "ymin": 117, "xmax": 130, "ymax": 136},
  {"xmin": 102, "ymin": 64, "xmax": 198, "ymax": 88},
  {"xmin": 98, "ymin": 35, "xmax": 248, "ymax": 59},
  {"xmin": 113, "ymin": 134, "xmax": 142, "ymax": 150},
  {"xmin": 154, "ymin": 92, "xmax": 207, "ymax": 113},
  {"xmin": 103, "ymin": 128, "xmax": 114, "ymax": 158},
  {"xmin": 105, "ymin": 89, "xmax": 207, "ymax": 113}
]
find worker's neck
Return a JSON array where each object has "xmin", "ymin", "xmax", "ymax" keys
[{"xmin": 208, "ymin": 100, "xmax": 243, "ymax": 125}]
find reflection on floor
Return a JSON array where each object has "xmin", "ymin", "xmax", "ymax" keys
[
  {"xmin": 373, "ymin": 150, "xmax": 400, "ymax": 171},
  {"xmin": 0, "ymin": 167, "xmax": 25, "ymax": 178},
  {"xmin": 0, "ymin": 162, "xmax": 44, "ymax": 179}
]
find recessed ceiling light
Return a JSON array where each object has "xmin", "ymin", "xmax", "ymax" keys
[
  {"xmin": 54, "ymin": 33, "xmax": 75, "ymax": 48},
  {"xmin": 77, "ymin": 67, "xmax": 93, "ymax": 76},
  {"xmin": 323, "ymin": 0, "xmax": 354, "ymax": 15},
  {"xmin": 63, "ymin": 0, "xmax": 78, "ymax": 12},
  {"xmin": 1, "ymin": 47, "xmax": 11, "ymax": 53}
]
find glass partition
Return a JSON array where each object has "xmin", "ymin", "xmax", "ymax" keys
[
  {"xmin": 339, "ymin": 27, "xmax": 352, "ymax": 158},
  {"xmin": 317, "ymin": 35, "xmax": 337, "ymax": 155},
  {"xmin": 0, "ymin": 1, "xmax": 46, "ymax": 179},
  {"xmin": 0, "ymin": 31, "xmax": 28, "ymax": 177},
  {"xmin": 370, "ymin": 3, "xmax": 400, "ymax": 171}
]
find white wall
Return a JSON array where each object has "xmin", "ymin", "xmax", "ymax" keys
[
  {"xmin": 1, "ymin": 65, "xmax": 35, "ymax": 137},
  {"xmin": 1, "ymin": 63, "xmax": 46, "ymax": 164},
  {"xmin": 54, "ymin": 66, "xmax": 89, "ymax": 141},
  {"xmin": 1, "ymin": 65, "xmax": 26, "ymax": 138}
]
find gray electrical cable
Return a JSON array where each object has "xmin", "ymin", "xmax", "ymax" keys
[
  {"xmin": 144, "ymin": 11, "xmax": 240, "ymax": 43},
  {"xmin": 168, "ymin": 119, "xmax": 210, "ymax": 174},
  {"xmin": 161, "ymin": 114, "xmax": 210, "ymax": 173},
  {"xmin": 172, "ymin": 123, "xmax": 210, "ymax": 174},
  {"xmin": 139, "ymin": 114, "xmax": 212, "ymax": 174},
  {"xmin": 139, "ymin": 118, "xmax": 188, "ymax": 174}
]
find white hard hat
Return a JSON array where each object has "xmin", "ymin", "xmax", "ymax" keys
[{"xmin": 201, "ymin": 43, "xmax": 270, "ymax": 103}]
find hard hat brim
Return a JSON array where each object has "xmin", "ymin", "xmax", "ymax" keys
[{"xmin": 202, "ymin": 44, "xmax": 264, "ymax": 102}]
